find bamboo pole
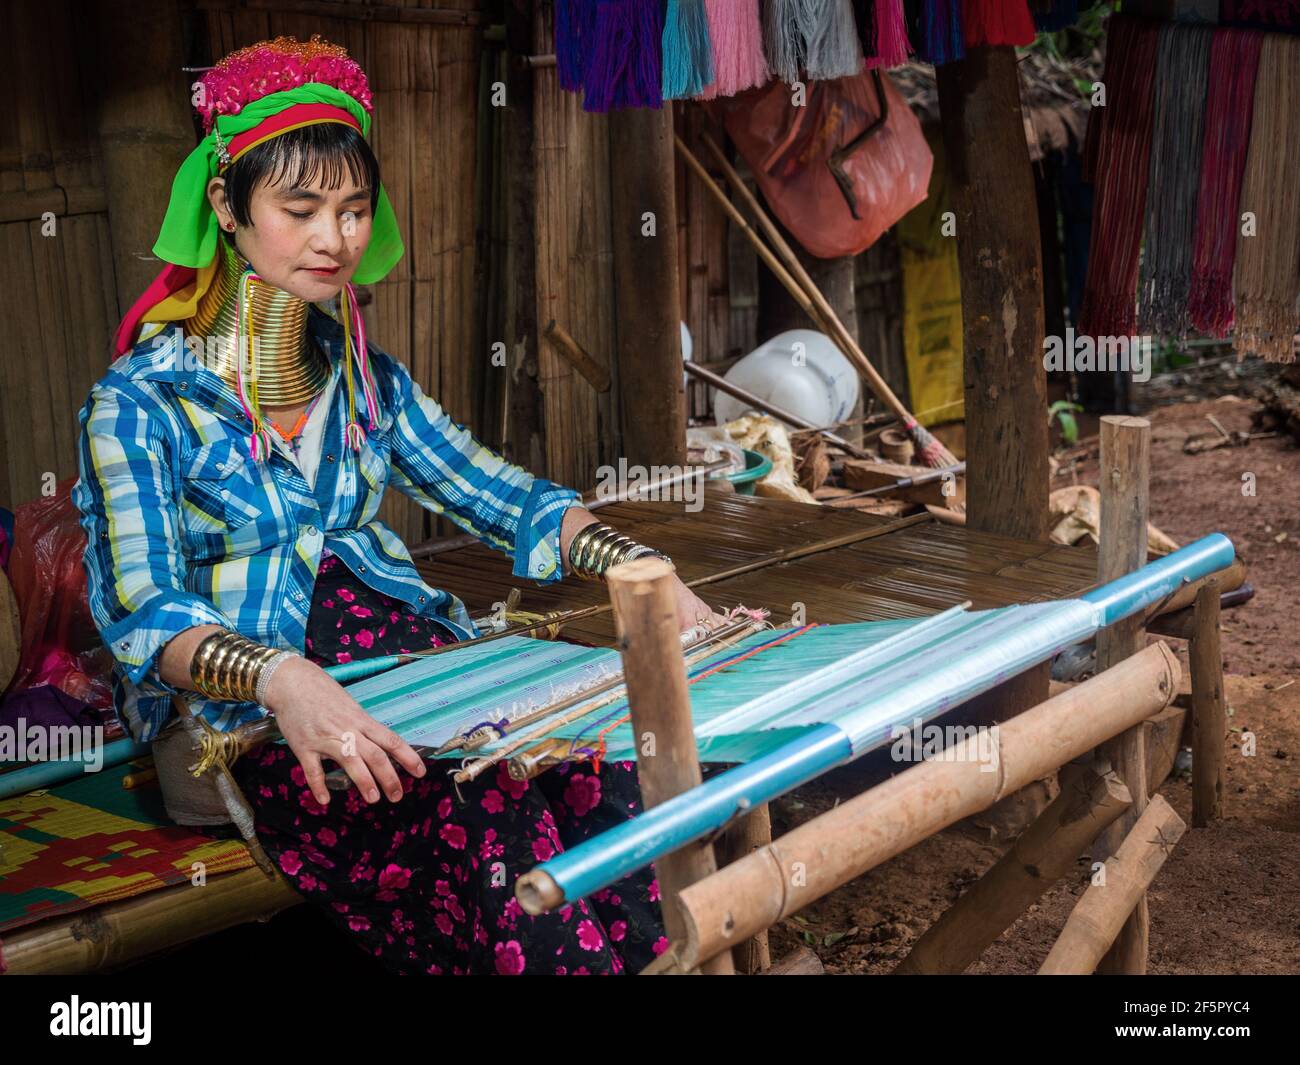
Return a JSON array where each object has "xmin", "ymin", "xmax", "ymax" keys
[
  {"xmin": 1038, "ymin": 795, "xmax": 1186, "ymax": 975},
  {"xmin": 1095, "ymin": 415, "xmax": 1152, "ymax": 975},
  {"xmin": 716, "ymin": 803, "xmax": 773, "ymax": 973},
  {"xmin": 893, "ymin": 761, "xmax": 1132, "ymax": 974},
  {"xmin": 660, "ymin": 642, "xmax": 1180, "ymax": 970},
  {"xmin": 543, "ymin": 319, "xmax": 612, "ymax": 393},
  {"xmin": 1190, "ymin": 580, "xmax": 1226, "ymax": 827},
  {"xmin": 604, "ymin": 556, "xmax": 734, "ymax": 975}
]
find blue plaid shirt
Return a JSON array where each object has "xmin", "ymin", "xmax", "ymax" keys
[{"xmin": 72, "ymin": 305, "xmax": 581, "ymax": 743}]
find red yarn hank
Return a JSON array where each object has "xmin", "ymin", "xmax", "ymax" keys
[
  {"xmin": 961, "ymin": 0, "xmax": 1036, "ymax": 48},
  {"xmin": 1078, "ymin": 15, "xmax": 1160, "ymax": 339},
  {"xmin": 1188, "ymin": 28, "xmax": 1264, "ymax": 338}
]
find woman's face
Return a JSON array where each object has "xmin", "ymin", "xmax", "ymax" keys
[{"xmin": 208, "ymin": 166, "xmax": 373, "ymax": 303}]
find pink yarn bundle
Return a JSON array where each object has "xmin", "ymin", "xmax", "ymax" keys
[
  {"xmin": 696, "ymin": 0, "xmax": 771, "ymax": 99},
  {"xmin": 195, "ymin": 34, "xmax": 373, "ymax": 133},
  {"xmin": 865, "ymin": 0, "xmax": 914, "ymax": 69}
]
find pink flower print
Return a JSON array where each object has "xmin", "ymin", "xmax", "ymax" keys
[
  {"xmin": 437, "ymin": 796, "xmax": 453, "ymax": 819},
  {"xmin": 426, "ymin": 964, "xmax": 443, "ymax": 975},
  {"xmin": 347, "ymin": 915, "xmax": 371, "ymax": 933},
  {"xmin": 349, "ymin": 860, "xmax": 375, "ymax": 883},
  {"xmin": 279, "ymin": 851, "xmax": 303, "ymax": 876},
  {"xmin": 504, "ymin": 897, "xmax": 523, "ymax": 921},
  {"xmin": 348, "ymin": 604, "xmax": 374, "ymax": 618},
  {"xmin": 576, "ymin": 919, "xmax": 604, "ymax": 952},
  {"xmin": 435, "ymin": 879, "xmax": 452, "ymax": 897},
  {"xmin": 317, "ymin": 827, "xmax": 337, "ymax": 847},
  {"xmin": 389, "ymin": 611, "xmax": 401, "ymax": 623},
  {"xmin": 496, "ymin": 762, "xmax": 529, "ymax": 801},
  {"xmin": 258, "ymin": 785, "xmax": 272, "ymax": 799},
  {"xmin": 495, "ymin": 941, "xmax": 526, "ymax": 975},
  {"xmin": 290, "ymin": 765, "xmax": 307, "ymax": 787},
  {"xmin": 331, "ymin": 901, "xmax": 350, "ymax": 914},
  {"xmin": 439, "ymin": 823, "xmax": 467, "ymax": 850},
  {"xmin": 355, "ymin": 628, "xmax": 375, "ymax": 649},
  {"xmin": 648, "ymin": 878, "xmax": 660, "ymax": 902},
  {"xmin": 531, "ymin": 836, "xmax": 556, "ymax": 862},
  {"xmin": 335, "ymin": 651, "xmax": 352, "ymax": 664},
  {"xmin": 446, "ymin": 898, "xmax": 466, "ymax": 924},
  {"xmin": 435, "ymin": 913, "xmax": 454, "ymax": 937},
  {"xmin": 652, "ymin": 936, "xmax": 670, "ymax": 956},
  {"xmin": 378, "ymin": 863, "xmax": 412, "ymax": 892},
  {"xmin": 609, "ymin": 920, "xmax": 627, "ymax": 943},
  {"xmin": 339, "ymin": 634, "xmax": 351, "ymax": 645},
  {"xmin": 573, "ymin": 966, "xmax": 591, "ymax": 975},
  {"xmin": 564, "ymin": 773, "xmax": 601, "ymax": 817},
  {"xmin": 321, "ymin": 599, "xmax": 335, "ymax": 609},
  {"xmin": 299, "ymin": 790, "xmax": 328, "ymax": 816},
  {"xmin": 298, "ymin": 873, "xmax": 319, "ymax": 892},
  {"xmin": 481, "ymin": 790, "xmax": 505, "ymax": 815},
  {"xmin": 337, "ymin": 587, "xmax": 356, "ymax": 603}
]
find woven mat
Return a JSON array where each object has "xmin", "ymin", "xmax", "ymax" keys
[{"xmin": 0, "ymin": 761, "xmax": 253, "ymax": 934}]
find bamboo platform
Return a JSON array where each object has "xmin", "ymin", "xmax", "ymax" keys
[{"xmin": 416, "ymin": 493, "xmax": 1102, "ymax": 644}]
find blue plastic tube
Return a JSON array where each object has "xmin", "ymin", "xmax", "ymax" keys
[{"xmin": 522, "ymin": 535, "xmax": 1236, "ymax": 910}]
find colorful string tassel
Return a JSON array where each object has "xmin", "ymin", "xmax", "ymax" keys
[
  {"xmin": 763, "ymin": 0, "xmax": 811, "ymax": 84},
  {"xmin": 961, "ymin": 0, "xmax": 1036, "ymax": 48},
  {"xmin": 696, "ymin": 0, "xmax": 771, "ymax": 99},
  {"xmin": 583, "ymin": 0, "xmax": 664, "ymax": 112},
  {"xmin": 806, "ymin": 0, "xmax": 866, "ymax": 80},
  {"xmin": 915, "ymin": 0, "xmax": 965, "ymax": 65},
  {"xmin": 554, "ymin": 0, "xmax": 596, "ymax": 92},
  {"xmin": 663, "ymin": 0, "xmax": 716, "ymax": 99},
  {"xmin": 866, "ymin": 0, "xmax": 914, "ymax": 69}
]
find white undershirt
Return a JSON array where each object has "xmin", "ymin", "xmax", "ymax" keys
[{"xmin": 268, "ymin": 371, "xmax": 337, "ymax": 492}]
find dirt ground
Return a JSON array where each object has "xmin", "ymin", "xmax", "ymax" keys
[{"xmin": 768, "ymin": 394, "xmax": 1300, "ymax": 975}]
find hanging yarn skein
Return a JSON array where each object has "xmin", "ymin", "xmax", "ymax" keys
[
  {"xmin": 696, "ymin": 0, "xmax": 771, "ymax": 99},
  {"xmin": 1137, "ymin": 23, "xmax": 1213, "ymax": 339},
  {"xmin": 961, "ymin": 0, "xmax": 1036, "ymax": 48},
  {"xmin": 554, "ymin": 0, "xmax": 597, "ymax": 92},
  {"xmin": 764, "ymin": 0, "xmax": 814, "ymax": 84},
  {"xmin": 1078, "ymin": 16, "xmax": 1160, "ymax": 340},
  {"xmin": 806, "ymin": 0, "xmax": 866, "ymax": 80},
  {"xmin": 913, "ymin": 0, "xmax": 965, "ymax": 65},
  {"xmin": 1188, "ymin": 28, "xmax": 1264, "ymax": 339},
  {"xmin": 663, "ymin": 0, "xmax": 716, "ymax": 99},
  {"xmin": 867, "ymin": 0, "xmax": 914, "ymax": 68},
  {"xmin": 583, "ymin": 0, "xmax": 665, "ymax": 112},
  {"xmin": 1233, "ymin": 33, "xmax": 1300, "ymax": 363}
]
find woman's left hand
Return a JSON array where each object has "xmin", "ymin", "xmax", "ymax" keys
[{"xmin": 668, "ymin": 574, "xmax": 727, "ymax": 635}]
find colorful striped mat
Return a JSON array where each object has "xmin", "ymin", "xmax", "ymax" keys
[{"xmin": 0, "ymin": 761, "xmax": 253, "ymax": 934}]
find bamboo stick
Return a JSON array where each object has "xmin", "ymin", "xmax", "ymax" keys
[
  {"xmin": 1190, "ymin": 580, "xmax": 1225, "ymax": 826},
  {"xmin": 543, "ymin": 319, "xmax": 612, "ymax": 393},
  {"xmin": 893, "ymin": 761, "xmax": 1132, "ymax": 974},
  {"xmin": 1095, "ymin": 415, "xmax": 1151, "ymax": 975},
  {"xmin": 605, "ymin": 556, "xmax": 734, "ymax": 975},
  {"xmin": 690, "ymin": 132, "xmax": 958, "ymax": 469},
  {"xmin": 1038, "ymin": 795, "xmax": 1186, "ymax": 975},
  {"xmin": 663, "ymin": 641, "xmax": 1180, "ymax": 970}
]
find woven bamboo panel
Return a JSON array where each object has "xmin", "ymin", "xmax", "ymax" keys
[{"xmin": 414, "ymin": 494, "xmax": 1100, "ymax": 647}]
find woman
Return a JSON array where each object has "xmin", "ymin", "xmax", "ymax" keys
[{"xmin": 72, "ymin": 36, "xmax": 723, "ymax": 975}]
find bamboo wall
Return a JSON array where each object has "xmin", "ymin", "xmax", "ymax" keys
[{"xmin": 0, "ymin": 1, "xmax": 120, "ymax": 511}]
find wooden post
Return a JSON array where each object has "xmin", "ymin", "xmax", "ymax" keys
[
  {"xmin": 92, "ymin": 0, "xmax": 196, "ymax": 317},
  {"xmin": 1039, "ymin": 795, "xmax": 1186, "ymax": 975},
  {"xmin": 935, "ymin": 46, "xmax": 1051, "ymax": 732},
  {"xmin": 610, "ymin": 109, "xmax": 687, "ymax": 469},
  {"xmin": 666, "ymin": 643, "xmax": 1180, "ymax": 970},
  {"xmin": 1095, "ymin": 414, "xmax": 1151, "ymax": 975},
  {"xmin": 604, "ymin": 556, "xmax": 733, "ymax": 975},
  {"xmin": 894, "ymin": 761, "xmax": 1132, "ymax": 975},
  {"xmin": 716, "ymin": 803, "xmax": 773, "ymax": 973},
  {"xmin": 1190, "ymin": 580, "xmax": 1226, "ymax": 826}
]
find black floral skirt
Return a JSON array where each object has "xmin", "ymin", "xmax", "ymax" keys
[{"xmin": 231, "ymin": 551, "xmax": 666, "ymax": 974}]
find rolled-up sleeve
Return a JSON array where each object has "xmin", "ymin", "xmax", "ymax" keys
[
  {"xmin": 385, "ymin": 359, "xmax": 581, "ymax": 583},
  {"xmin": 72, "ymin": 379, "xmax": 232, "ymax": 696}
]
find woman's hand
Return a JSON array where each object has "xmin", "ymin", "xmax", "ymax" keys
[
  {"xmin": 262, "ymin": 655, "xmax": 426, "ymax": 807},
  {"xmin": 667, "ymin": 574, "xmax": 728, "ymax": 635}
]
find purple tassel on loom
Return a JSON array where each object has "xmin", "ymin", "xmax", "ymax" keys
[
  {"xmin": 583, "ymin": 0, "xmax": 665, "ymax": 112},
  {"xmin": 918, "ymin": 0, "xmax": 965, "ymax": 65}
]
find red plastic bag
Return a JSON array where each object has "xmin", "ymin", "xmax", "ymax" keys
[
  {"xmin": 5, "ymin": 478, "xmax": 113, "ymax": 708},
  {"xmin": 717, "ymin": 68, "xmax": 932, "ymax": 259}
]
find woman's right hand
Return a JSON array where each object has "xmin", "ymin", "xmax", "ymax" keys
[{"xmin": 262, "ymin": 655, "xmax": 426, "ymax": 807}]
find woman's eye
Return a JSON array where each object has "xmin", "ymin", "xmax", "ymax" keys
[{"xmin": 287, "ymin": 209, "xmax": 313, "ymax": 220}]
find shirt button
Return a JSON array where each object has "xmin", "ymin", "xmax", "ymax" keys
[
  {"xmin": 358, "ymin": 564, "xmax": 366, "ymax": 572},
  {"xmin": 418, "ymin": 595, "xmax": 426, "ymax": 603},
  {"xmin": 305, "ymin": 525, "xmax": 318, "ymax": 536}
]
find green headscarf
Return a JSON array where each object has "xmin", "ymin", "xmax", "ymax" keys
[{"xmin": 153, "ymin": 83, "xmax": 404, "ymax": 285}]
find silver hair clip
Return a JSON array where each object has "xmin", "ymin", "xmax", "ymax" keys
[{"xmin": 212, "ymin": 125, "xmax": 232, "ymax": 167}]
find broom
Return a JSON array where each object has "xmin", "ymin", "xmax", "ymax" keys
[{"xmin": 680, "ymin": 130, "xmax": 959, "ymax": 468}]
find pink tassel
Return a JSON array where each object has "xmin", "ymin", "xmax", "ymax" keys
[
  {"xmin": 696, "ymin": 0, "xmax": 771, "ymax": 100},
  {"xmin": 866, "ymin": 0, "xmax": 913, "ymax": 69}
]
